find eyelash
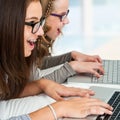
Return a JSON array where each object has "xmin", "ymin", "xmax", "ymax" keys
[{"xmin": 29, "ymin": 21, "xmax": 35, "ymax": 24}]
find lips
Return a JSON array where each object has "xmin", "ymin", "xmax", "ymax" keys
[
  {"xmin": 27, "ymin": 39, "xmax": 37, "ymax": 51},
  {"xmin": 27, "ymin": 39, "xmax": 37, "ymax": 46},
  {"xmin": 57, "ymin": 28, "xmax": 62, "ymax": 34},
  {"xmin": 27, "ymin": 41, "xmax": 35, "ymax": 46}
]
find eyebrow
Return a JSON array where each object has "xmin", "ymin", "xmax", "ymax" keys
[
  {"xmin": 53, "ymin": 11, "xmax": 67, "ymax": 15},
  {"xmin": 25, "ymin": 17, "xmax": 39, "ymax": 20}
]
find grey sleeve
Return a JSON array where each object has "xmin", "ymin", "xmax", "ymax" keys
[
  {"xmin": 9, "ymin": 115, "xmax": 30, "ymax": 120},
  {"xmin": 43, "ymin": 62, "xmax": 76, "ymax": 83},
  {"xmin": 31, "ymin": 64, "xmax": 63, "ymax": 81},
  {"xmin": 41, "ymin": 52, "xmax": 72, "ymax": 69}
]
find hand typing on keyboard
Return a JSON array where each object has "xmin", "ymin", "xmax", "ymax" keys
[
  {"xmin": 92, "ymin": 60, "xmax": 120, "ymax": 84},
  {"xmin": 96, "ymin": 91, "xmax": 120, "ymax": 120},
  {"xmin": 69, "ymin": 61, "xmax": 105, "ymax": 78}
]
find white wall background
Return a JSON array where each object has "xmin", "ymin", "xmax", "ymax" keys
[{"xmin": 52, "ymin": 0, "xmax": 120, "ymax": 60}]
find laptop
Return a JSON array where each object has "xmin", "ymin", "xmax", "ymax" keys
[
  {"xmin": 63, "ymin": 86, "xmax": 120, "ymax": 120},
  {"xmin": 67, "ymin": 60, "xmax": 120, "ymax": 89}
]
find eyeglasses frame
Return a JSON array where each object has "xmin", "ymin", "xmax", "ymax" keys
[
  {"xmin": 50, "ymin": 9, "xmax": 69, "ymax": 22},
  {"xmin": 25, "ymin": 17, "xmax": 45, "ymax": 34}
]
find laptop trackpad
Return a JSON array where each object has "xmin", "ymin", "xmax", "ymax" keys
[{"xmin": 90, "ymin": 86, "xmax": 120, "ymax": 102}]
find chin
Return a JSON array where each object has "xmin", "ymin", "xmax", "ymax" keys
[
  {"xmin": 25, "ymin": 52, "xmax": 31, "ymax": 57},
  {"xmin": 53, "ymin": 34, "xmax": 59, "ymax": 40},
  {"xmin": 47, "ymin": 33, "xmax": 58, "ymax": 40},
  {"xmin": 52, "ymin": 37, "xmax": 57, "ymax": 40}
]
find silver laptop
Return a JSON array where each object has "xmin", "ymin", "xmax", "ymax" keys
[
  {"xmin": 63, "ymin": 86, "xmax": 120, "ymax": 120},
  {"xmin": 67, "ymin": 60, "xmax": 120, "ymax": 88}
]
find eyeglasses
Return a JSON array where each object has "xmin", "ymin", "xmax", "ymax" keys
[
  {"xmin": 50, "ymin": 9, "xmax": 69, "ymax": 22},
  {"xmin": 25, "ymin": 17, "xmax": 45, "ymax": 34}
]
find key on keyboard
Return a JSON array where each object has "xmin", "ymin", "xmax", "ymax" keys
[{"xmin": 96, "ymin": 91, "xmax": 120, "ymax": 120}]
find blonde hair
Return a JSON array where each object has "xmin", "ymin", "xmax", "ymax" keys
[
  {"xmin": 40, "ymin": 0, "xmax": 55, "ymax": 34},
  {"xmin": 40, "ymin": 0, "xmax": 55, "ymax": 18},
  {"xmin": 39, "ymin": 0, "xmax": 55, "ymax": 55}
]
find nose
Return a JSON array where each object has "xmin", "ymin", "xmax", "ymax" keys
[
  {"xmin": 36, "ymin": 26, "xmax": 44, "ymax": 36},
  {"xmin": 63, "ymin": 17, "xmax": 69, "ymax": 24}
]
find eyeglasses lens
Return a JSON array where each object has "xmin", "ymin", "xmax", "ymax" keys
[
  {"xmin": 33, "ymin": 19, "xmax": 45, "ymax": 33},
  {"xmin": 61, "ymin": 10, "xmax": 69, "ymax": 21}
]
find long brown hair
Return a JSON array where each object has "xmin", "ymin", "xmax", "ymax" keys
[{"xmin": 0, "ymin": 0, "xmax": 45, "ymax": 100}]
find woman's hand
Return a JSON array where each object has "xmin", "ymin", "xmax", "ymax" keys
[
  {"xmin": 38, "ymin": 79, "xmax": 95, "ymax": 100},
  {"xmin": 71, "ymin": 51, "xmax": 102, "ymax": 63},
  {"xmin": 52, "ymin": 97, "xmax": 113, "ymax": 119},
  {"xmin": 69, "ymin": 61, "xmax": 104, "ymax": 78}
]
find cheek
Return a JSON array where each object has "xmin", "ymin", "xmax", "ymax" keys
[
  {"xmin": 24, "ymin": 30, "xmax": 28, "ymax": 49},
  {"xmin": 46, "ymin": 17, "xmax": 60, "ymax": 28},
  {"xmin": 46, "ymin": 18, "xmax": 62, "ymax": 39},
  {"xmin": 24, "ymin": 27, "xmax": 30, "ymax": 57},
  {"xmin": 24, "ymin": 26, "xmax": 30, "ymax": 41},
  {"xmin": 47, "ymin": 20, "xmax": 60, "ymax": 33}
]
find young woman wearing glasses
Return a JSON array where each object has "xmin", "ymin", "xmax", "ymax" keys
[{"xmin": 38, "ymin": 0, "xmax": 104, "ymax": 84}]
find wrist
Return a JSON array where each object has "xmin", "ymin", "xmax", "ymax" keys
[
  {"xmin": 37, "ymin": 79, "xmax": 49, "ymax": 92},
  {"xmin": 71, "ymin": 51, "xmax": 76, "ymax": 60},
  {"xmin": 48, "ymin": 104, "xmax": 57, "ymax": 120},
  {"xmin": 69, "ymin": 61, "xmax": 77, "ymax": 71},
  {"xmin": 71, "ymin": 51, "xmax": 81, "ymax": 61},
  {"xmin": 51, "ymin": 101, "xmax": 67, "ymax": 119}
]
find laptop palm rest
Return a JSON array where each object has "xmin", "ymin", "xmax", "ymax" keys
[{"xmin": 68, "ymin": 74, "xmax": 92, "ymax": 83}]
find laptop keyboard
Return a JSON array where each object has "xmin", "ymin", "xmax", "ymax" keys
[
  {"xmin": 96, "ymin": 91, "xmax": 120, "ymax": 120},
  {"xmin": 92, "ymin": 60, "xmax": 120, "ymax": 84}
]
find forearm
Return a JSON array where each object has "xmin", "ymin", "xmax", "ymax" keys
[
  {"xmin": 8, "ymin": 104, "xmax": 62, "ymax": 120},
  {"xmin": 29, "ymin": 102, "xmax": 62, "ymax": 120},
  {"xmin": 29, "ymin": 105, "xmax": 55, "ymax": 120},
  {"xmin": 19, "ymin": 80, "xmax": 44, "ymax": 97},
  {"xmin": 41, "ymin": 52, "xmax": 72, "ymax": 69}
]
